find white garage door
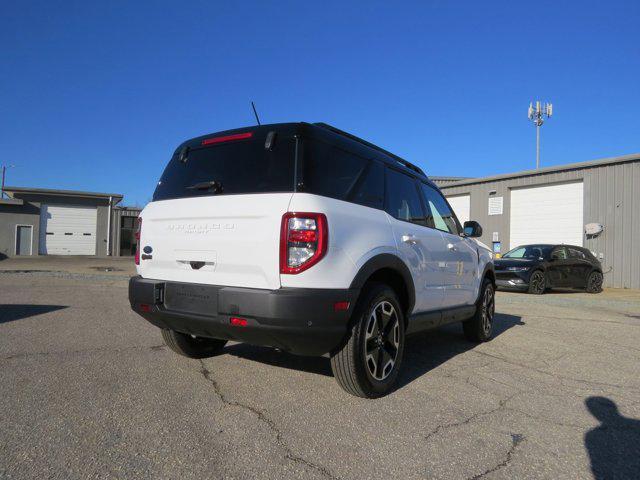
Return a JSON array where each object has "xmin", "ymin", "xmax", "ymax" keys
[
  {"xmin": 39, "ymin": 205, "xmax": 97, "ymax": 255},
  {"xmin": 446, "ymin": 195, "xmax": 471, "ymax": 225},
  {"xmin": 509, "ymin": 182, "xmax": 583, "ymax": 249}
]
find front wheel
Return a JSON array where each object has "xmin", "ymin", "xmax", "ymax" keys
[
  {"xmin": 330, "ymin": 283, "xmax": 405, "ymax": 398},
  {"xmin": 463, "ymin": 279, "xmax": 495, "ymax": 342},
  {"xmin": 527, "ymin": 270, "xmax": 546, "ymax": 295},
  {"xmin": 585, "ymin": 271, "xmax": 603, "ymax": 293},
  {"xmin": 161, "ymin": 329, "xmax": 227, "ymax": 358}
]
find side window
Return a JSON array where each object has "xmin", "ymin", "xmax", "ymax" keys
[
  {"xmin": 420, "ymin": 183, "xmax": 459, "ymax": 235},
  {"xmin": 384, "ymin": 169, "xmax": 426, "ymax": 225},
  {"xmin": 568, "ymin": 247, "xmax": 586, "ymax": 260},
  {"xmin": 551, "ymin": 247, "xmax": 568, "ymax": 260},
  {"xmin": 347, "ymin": 160, "xmax": 384, "ymax": 209},
  {"xmin": 507, "ymin": 247, "xmax": 526, "ymax": 258},
  {"xmin": 303, "ymin": 141, "xmax": 383, "ymax": 209}
]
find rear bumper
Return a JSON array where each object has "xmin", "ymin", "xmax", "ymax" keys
[{"xmin": 128, "ymin": 276, "xmax": 358, "ymax": 356}]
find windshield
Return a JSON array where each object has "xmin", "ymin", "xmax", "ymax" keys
[
  {"xmin": 152, "ymin": 134, "xmax": 296, "ymax": 201},
  {"xmin": 503, "ymin": 245, "xmax": 552, "ymax": 259}
]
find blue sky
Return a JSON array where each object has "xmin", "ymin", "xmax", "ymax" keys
[{"xmin": 1, "ymin": 0, "xmax": 638, "ymax": 206}]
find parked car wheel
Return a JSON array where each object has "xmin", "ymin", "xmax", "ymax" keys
[
  {"xmin": 463, "ymin": 278, "xmax": 495, "ymax": 342},
  {"xmin": 161, "ymin": 329, "xmax": 227, "ymax": 358},
  {"xmin": 330, "ymin": 282, "xmax": 405, "ymax": 398},
  {"xmin": 585, "ymin": 271, "xmax": 603, "ymax": 294},
  {"xmin": 528, "ymin": 270, "xmax": 546, "ymax": 295}
]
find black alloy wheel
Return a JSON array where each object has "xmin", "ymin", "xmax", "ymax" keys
[
  {"xmin": 528, "ymin": 270, "xmax": 546, "ymax": 295},
  {"xmin": 330, "ymin": 282, "xmax": 405, "ymax": 398},
  {"xmin": 586, "ymin": 271, "xmax": 603, "ymax": 293},
  {"xmin": 364, "ymin": 300, "xmax": 400, "ymax": 381},
  {"xmin": 463, "ymin": 278, "xmax": 495, "ymax": 342},
  {"xmin": 480, "ymin": 284, "xmax": 495, "ymax": 337}
]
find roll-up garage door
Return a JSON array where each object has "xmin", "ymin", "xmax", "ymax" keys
[
  {"xmin": 509, "ymin": 182, "xmax": 583, "ymax": 249},
  {"xmin": 446, "ymin": 194, "xmax": 471, "ymax": 225},
  {"xmin": 39, "ymin": 205, "xmax": 97, "ymax": 255}
]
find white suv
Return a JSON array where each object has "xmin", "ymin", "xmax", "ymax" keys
[{"xmin": 129, "ymin": 123, "xmax": 495, "ymax": 398}]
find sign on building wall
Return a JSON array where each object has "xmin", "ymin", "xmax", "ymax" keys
[{"xmin": 488, "ymin": 196, "xmax": 503, "ymax": 215}]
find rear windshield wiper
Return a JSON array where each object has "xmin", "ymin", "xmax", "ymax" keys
[{"xmin": 186, "ymin": 180, "xmax": 224, "ymax": 193}]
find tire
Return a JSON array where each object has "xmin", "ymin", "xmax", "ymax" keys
[
  {"xmin": 330, "ymin": 282, "xmax": 405, "ymax": 398},
  {"xmin": 463, "ymin": 279, "xmax": 495, "ymax": 343},
  {"xmin": 527, "ymin": 270, "xmax": 546, "ymax": 295},
  {"xmin": 161, "ymin": 329, "xmax": 227, "ymax": 359},
  {"xmin": 585, "ymin": 271, "xmax": 603, "ymax": 294}
]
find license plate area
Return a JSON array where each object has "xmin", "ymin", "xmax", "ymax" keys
[{"xmin": 164, "ymin": 283, "xmax": 219, "ymax": 316}]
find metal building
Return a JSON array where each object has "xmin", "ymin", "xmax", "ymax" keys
[
  {"xmin": 0, "ymin": 186, "xmax": 141, "ymax": 258},
  {"xmin": 435, "ymin": 153, "xmax": 640, "ymax": 289}
]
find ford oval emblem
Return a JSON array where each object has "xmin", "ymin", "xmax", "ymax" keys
[{"xmin": 143, "ymin": 246, "xmax": 153, "ymax": 254}]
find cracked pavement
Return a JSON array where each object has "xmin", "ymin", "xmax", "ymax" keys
[{"xmin": 1, "ymin": 273, "xmax": 639, "ymax": 479}]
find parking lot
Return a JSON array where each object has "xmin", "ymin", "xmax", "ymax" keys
[{"xmin": 1, "ymin": 269, "xmax": 639, "ymax": 479}]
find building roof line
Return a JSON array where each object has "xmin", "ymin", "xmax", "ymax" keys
[
  {"xmin": 440, "ymin": 152, "xmax": 640, "ymax": 188},
  {"xmin": 4, "ymin": 186, "xmax": 124, "ymax": 202}
]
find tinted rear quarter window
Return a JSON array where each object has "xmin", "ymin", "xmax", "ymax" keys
[
  {"xmin": 153, "ymin": 134, "xmax": 295, "ymax": 201},
  {"xmin": 302, "ymin": 140, "xmax": 384, "ymax": 209}
]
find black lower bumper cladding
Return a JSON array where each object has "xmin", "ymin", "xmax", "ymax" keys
[{"xmin": 129, "ymin": 276, "xmax": 358, "ymax": 356}]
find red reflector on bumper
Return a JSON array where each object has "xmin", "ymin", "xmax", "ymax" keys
[
  {"xmin": 230, "ymin": 317, "xmax": 248, "ymax": 327},
  {"xmin": 139, "ymin": 303, "xmax": 152, "ymax": 312},
  {"xmin": 333, "ymin": 301, "xmax": 350, "ymax": 312}
]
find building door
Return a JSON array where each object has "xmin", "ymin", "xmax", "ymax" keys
[
  {"xmin": 15, "ymin": 225, "xmax": 33, "ymax": 255},
  {"xmin": 509, "ymin": 182, "xmax": 584, "ymax": 249},
  {"xmin": 119, "ymin": 216, "xmax": 138, "ymax": 256},
  {"xmin": 39, "ymin": 205, "xmax": 97, "ymax": 255}
]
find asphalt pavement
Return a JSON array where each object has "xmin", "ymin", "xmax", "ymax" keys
[{"xmin": 1, "ymin": 271, "xmax": 639, "ymax": 479}]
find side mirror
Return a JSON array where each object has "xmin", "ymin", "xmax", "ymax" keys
[{"xmin": 463, "ymin": 221, "xmax": 483, "ymax": 238}]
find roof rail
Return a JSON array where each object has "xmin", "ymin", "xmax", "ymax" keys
[{"xmin": 313, "ymin": 123, "xmax": 426, "ymax": 176}]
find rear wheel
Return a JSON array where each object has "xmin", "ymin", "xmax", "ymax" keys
[
  {"xmin": 528, "ymin": 270, "xmax": 546, "ymax": 295},
  {"xmin": 585, "ymin": 271, "xmax": 603, "ymax": 293},
  {"xmin": 463, "ymin": 279, "xmax": 495, "ymax": 342},
  {"xmin": 161, "ymin": 329, "xmax": 227, "ymax": 358},
  {"xmin": 330, "ymin": 283, "xmax": 405, "ymax": 398}
]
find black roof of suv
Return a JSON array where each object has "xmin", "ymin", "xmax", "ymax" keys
[{"xmin": 173, "ymin": 122, "xmax": 432, "ymax": 186}]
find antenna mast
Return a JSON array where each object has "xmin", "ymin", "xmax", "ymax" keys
[{"xmin": 251, "ymin": 101, "xmax": 261, "ymax": 126}]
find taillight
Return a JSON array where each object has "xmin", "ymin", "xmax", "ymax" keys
[
  {"xmin": 280, "ymin": 212, "xmax": 328, "ymax": 274},
  {"xmin": 134, "ymin": 217, "xmax": 142, "ymax": 265}
]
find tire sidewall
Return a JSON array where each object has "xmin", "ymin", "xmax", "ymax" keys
[
  {"xmin": 477, "ymin": 279, "xmax": 495, "ymax": 341},
  {"xmin": 353, "ymin": 285, "xmax": 405, "ymax": 396},
  {"xmin": 528, "ymin": 270, "xmax": 546, "ymax": 294},
  {"xmin": 587, "ymin": 271, "xmax": 603, "ymax": 293}
]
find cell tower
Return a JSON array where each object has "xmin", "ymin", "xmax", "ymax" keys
[{"xmin": 528, "ymin": 101, "xmax": 553, "ymax": 169}]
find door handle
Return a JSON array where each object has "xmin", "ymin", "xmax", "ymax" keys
[
  {"xmin": 447, "ymin": 243, "xmax": 457, "ymax": 251},
  {"xmin": 401, "ymin": 234, "xmax": 418, "ymax": 244}
]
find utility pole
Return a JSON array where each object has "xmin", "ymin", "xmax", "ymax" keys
[
  {"xmin": 1, "ymin": 164, "xmax": 15, "ymax": 199},
  {"xmin": 528, "ymin": 101, "xmax": 553, "ymax": 169}
]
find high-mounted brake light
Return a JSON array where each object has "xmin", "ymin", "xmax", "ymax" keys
[
  {"xmin": 201, "ymin": 132, "xmax": 253, "ymax": 146},
  {"xmin": 134, "ymin": 217, "xmax": 142, "ymax": 265},
  {"xmin": 280, "ymin": 212, "xmax": 328, "ymax": 274}
]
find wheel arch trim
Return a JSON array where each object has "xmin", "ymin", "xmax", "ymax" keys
[{"xmin": 349, "ymin": 253, "xmax": 416, "ymax": 315}]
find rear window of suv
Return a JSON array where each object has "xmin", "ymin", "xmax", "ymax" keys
[{"xmin": 152, "ymin": 134, "xmax": 296, "ymax": 201}]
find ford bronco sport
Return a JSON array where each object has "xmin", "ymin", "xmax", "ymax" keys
[{"xmin": 129, "ymin": 122, "xmax": 495, "ymax": 398}]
